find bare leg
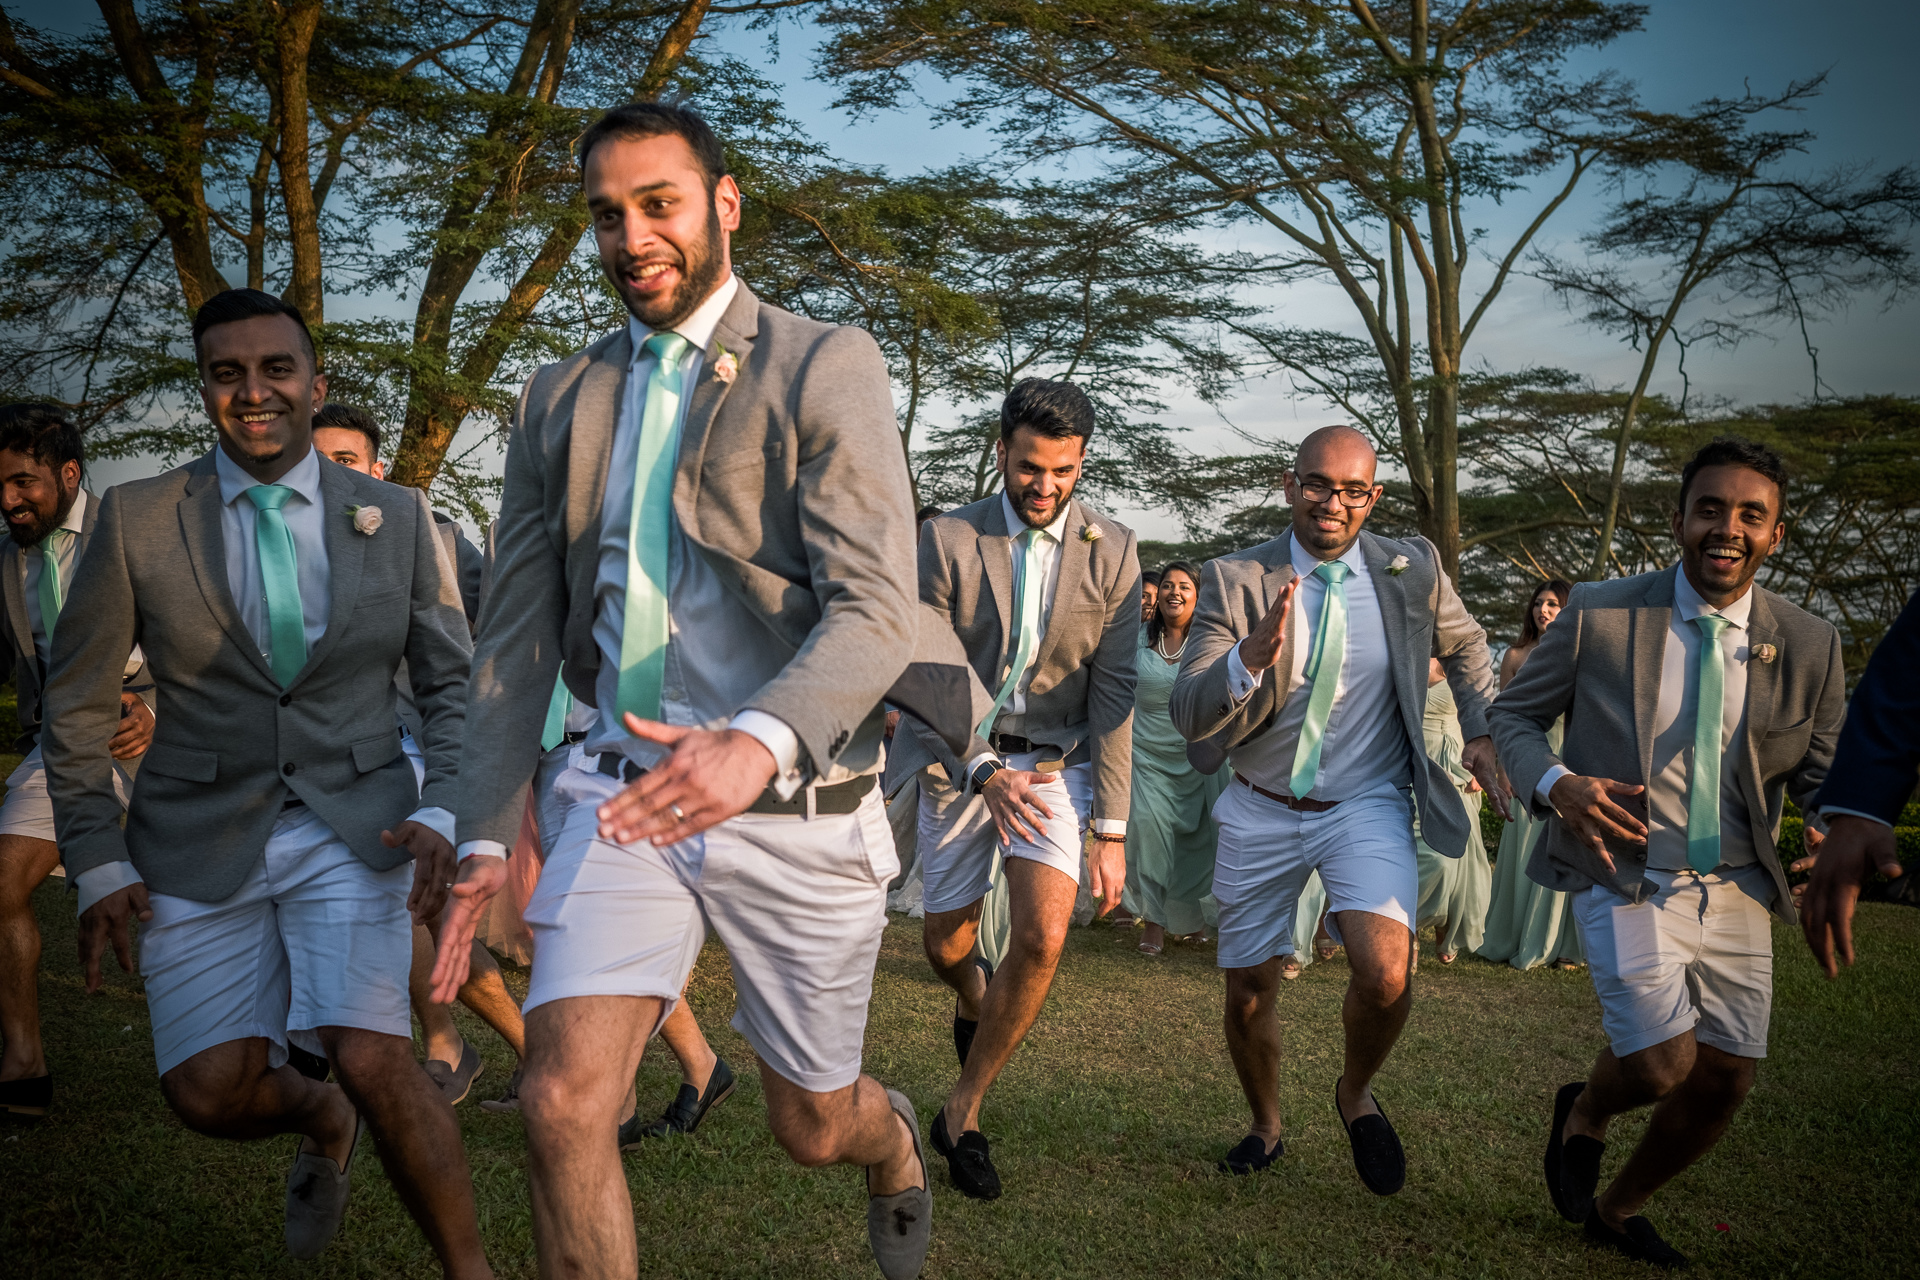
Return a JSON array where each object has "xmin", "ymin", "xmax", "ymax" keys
[
  {"xmin": 1222, "ymin": 957, "xmax": 1284, "ymax": 1150},
  {"xmin": 1563, "ymin": 1033, "xmax": 1755, "ymax": 1228},
  {"xmin": 0, "ymin": 835, "xmax": 60, "ymax": 1081},
  {"xmin": 1332, "ymin": 911, "xmax": 1413, "ymax": 1121},
  {"xmin": 922, "ymin": 897, "xmax": 988, "ymax": 1020},
  {"xmin": 1141, "ymin": 921, "xmax": 1166, "ymax": 952},
  {"xmin": 409, "ymin": 923, "xmax": 465, "ymax": 1065},
  {"xmin": 521, "ymin": 995, "xmax": 661, "ymax": 1280},
  {"xmin": 934, "ymin": 858, "xmax": 1076, "ymax": 1133},
  {"xmin": 160, "ymin": 1036, "xmax": 357, "ymax": 1158},
  {"xmin": 451, "ymin": 937, "xmax": 525, "ymax": 1060},
  {"xmin": 761, "ymin": 1063, "xmax": 918, "ymax": 1195}
]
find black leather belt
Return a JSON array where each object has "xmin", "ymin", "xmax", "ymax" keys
[
  {"xmin": 562, "ymin": 730, "xmax": 588, "ymax": 745},
  {"xmin": 988, "ymin": 731, "xmax": 1061, "ymax": 757},
  {"xmin": 597, "ymin": 753, "xmax": 876, "ymax": 816}
]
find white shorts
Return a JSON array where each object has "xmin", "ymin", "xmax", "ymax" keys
[
  {"xmin": 917, "ymin": 755, "xmax": 1092, "ymax": 916},
  {"xmin": 1210, "ymin": 777, "xmax": 1419, "ymax": 970},
  {"xmin": 1, "ymin": 744, "xmax": 133, "ymax": 843},
  {"xmin": 1576, "ymin": 864, "xmax": 1775, "ymax": 1060},
  {"xmin": 140, "ymin": 805, "xmax": 414, "ymax": 1076},
  {"xmin": 524, "ymin": 761, "xmax": 898, "ymax": 1094}
]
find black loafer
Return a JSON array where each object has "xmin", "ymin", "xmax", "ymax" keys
[
  {"xmin": 1217, "ymin": 1132, "xmax": 1284, "ymax": 1176},
  {"xmin": 287, "ymin": 1046, "xmax": 331, "ymax": 1083},
  {"xmin": 930, "ymin": 1105, "xmax": 1001, "ymax": 1200},
  {"xmin": 1333, "ymin": 1080, "xmax": 1405, "ymax": 1196},
  {"xmin": 638, "ymin": 1058, "xmax": 736, "ymax": 1141},
  {"xmin": 953, "ymin": 956, "xmax": 994, "ymax": 1068},
  {"xmin": 1584, "ymin": 1209, "xmax": 1689, "ymax": 1269},
  {"xmin": 0, "ymin": 1072, "xmax": 51, "ymax": 1120},
  {"xmin": 1550, "ymin": 1082, "xmax": 1606, "ymax": 1224}
]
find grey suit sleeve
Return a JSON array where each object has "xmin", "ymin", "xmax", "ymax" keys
[
  {"xmin": 1170, "ymin": 557, "xmax": 1249, "ymax": 742},
  {"xmin": 453, "ymin": 525, "xmax": 485, "ymax": 630},
  {"xmin": 1424, "ymin": 538, "xmax": 1498, "ymax": 741},
  {"xmin": 1487, "ymin": 589, "xmax": 1583, "ymax": 818},
  {"xmin": 742, "ymin": 325, "xmax": 918, "ymax": 775},
  {"xmin": 1086, "ymin": 530, "xmax": 1140, "ymax": 823},
  {"xmin": 41, "ymin": 486, "xmax": 139, "ymax": 878},
  {"xmin": 402, "ymin": 490, "xmax": 473, "ymax": 813},
  {"xmin": 455, "ymin": 385, "xmax": 568, "ymax": 849},
  {"xmin": 1786, "ymin": 625, "xmax": 1849, "ymax": 821}
]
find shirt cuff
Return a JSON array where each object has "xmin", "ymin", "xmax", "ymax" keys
[
  {"xmin": 457, "ymin": 840, "xmax": 509, "ymax": 864},
  {"xmin": 963, "ymin": 752, "xmax": 999, "ymax": 783},
  {"xmin": 1818, "ymin": 806, "xmax": 1894, "ymax": 828},
  {"xmin": 74, "ymin": 860, "xmax": 144, "ymax": 917},
  {"xmin": 1535, "ymin": 763, "xmax": 1574, "ymax": 810},
  {"xmin": 1226, "ymin": 640, "xmax": 1263, "ymax": 702},
  {"xmin": 1092, "ymin": 819, "xmax": 1126, "ymax": 837},
  {"xmin": 407, "ymin": 806, "xmax": 457, "ymax": 847},
  {"xmin": 732, "ymin": 709, "xmax": 804, "ymax": 801}
]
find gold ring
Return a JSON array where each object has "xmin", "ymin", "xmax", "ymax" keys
[{"xmin": 669, "ymin": 804, "xmax": 686, "ymax": 823}]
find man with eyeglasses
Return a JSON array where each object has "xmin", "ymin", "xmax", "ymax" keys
[{"xmin": 1170, "ymin": 424, "xmax": 1503, "ymax": 1195}]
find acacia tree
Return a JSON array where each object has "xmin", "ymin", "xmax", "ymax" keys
[{"xmin": 818, "ymin": 0, "xmax": 1709, "ymax": 574}]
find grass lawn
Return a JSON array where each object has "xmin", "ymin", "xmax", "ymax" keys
[{"xmin": 3, "ymin": 881, "xmax": 1916, "ymax": 1279}]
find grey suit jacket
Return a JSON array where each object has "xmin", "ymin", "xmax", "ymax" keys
[
  {"xmin": 41, "ymin": 452, "xmax": 473, "ymax": 902},
  {"xmin": 905, "ymin": 495, "xmax": 1140, "ymax": 822},
  {"xmin": 1489, "ymin": 568, "xmax": 1846, "ymax": 921},
  {"xmin": 0, "ymin": 491, "xmax": 153, "ymax": 755},
  {"xmin": 397, "ymin": 514, "xmax": 484, "ymax": 740},
  {"xmin": 454, "ymin": 281, "xmax": 918, "ymax": 848},
  {"xmin": 1169, "ymin": 529, "xmax": 1497, "ymax": 859}
]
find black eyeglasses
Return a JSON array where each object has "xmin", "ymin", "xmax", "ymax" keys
[{"xmin": 1296, "ymin": 480, "xmax": 1378, "ymax": 508}]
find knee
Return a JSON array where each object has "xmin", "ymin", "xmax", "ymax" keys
[
  {"xmin": 160, "ymin": 1065, "xmax": 245, "ymax": 1135},
  {"xmin": 1010, "ymin": 919, "xmax": 1065, "ymax": 969},
  {"xmin": 1350, "ymin": 966, "xmax": 1408, "ymax": 1011},
  {"xmin": 1223, "ymin": 972, "xmax": 1276, "ymax": 1023},
  {"xmin": 1619, "ymin": 1048, "xmax": 1692, "ymax": 1100},
  {"xmin": 520, "ymin": 1063, "xmax": 594, "ymax": 1133},
  {"xmin": 320, "ymin": 1028, "xmax": 410, "ymax": 1086},
  {"xmin": 768, "ymin": 1106, "xmax": 839, "ymax": 1168}
]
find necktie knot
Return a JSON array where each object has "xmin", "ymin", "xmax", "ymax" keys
[
  {"xmin": 39, "ymin": 527, "xmax": 72, "ymax": 552},
  {"xmin": 644, "ymin": 331, "xmax": 691, "ymax": 366},
  {"xmin": 1314, "ymin": 559, "xmax": 1349, "ymax": 586},
  {"xmin": 244, "ymin": 484, "xmax": 296, "ymax": 514},
  {"xmin": 1692, "ymin": 613, "xmax": 1730, "ymax": 641}
]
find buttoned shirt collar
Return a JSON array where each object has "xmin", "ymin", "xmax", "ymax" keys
[
  {"xmin": 1289, "ymin": 532, "xmax": 1368, "ymax": 583},
  {"xmin": 625, "ymin": 272, "xmax": 740, "ymax": 366},
  {"xmin": 999, "ymin": 490, "xmax": 1071, "ymax": 545},
  {"xmin": 214, "ymin": 440, "xmax": 323, "ymax": 509},
  {"xmin": 55, "ymin": 488, "xmax": 86, "ymax": 535},
  {"xmin": 1672, "ymin": 562, "xmax": 1753, "ymax": 631}
]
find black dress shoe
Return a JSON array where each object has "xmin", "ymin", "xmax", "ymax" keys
[
  {"xmin": 930, "ymin": 1105, "xmax": 1001, "ymax": 1200},
  {"xmin": 287, "ymin": 1046, "xmax": 331, "ymax": 1083},
  {"xmin": 629, "ymin": 1058, "xmax": 736, "ymax": 1143},
  {"xmin": 0, "ymin": 1073, "xmax": 51, "ymax": 1120},
  {"xmin": 1217, "ymin": 1133, "xmax": 1284, "ymax": 1176},
  {"xmin": 1333, "ymin": 1080, "xmax": 1405, "ymax": 1196},
  {"xmin": 1545, "ymin": 1081, "xmax": 1594, "ymax": 1223},
  {"xmin": 952, "ymin": 956, "xmax": 994, "ymax": 1069},
  {"xmin": 1584, "ymin": 1209, "xmax": 1689, "ymax": 1269}
]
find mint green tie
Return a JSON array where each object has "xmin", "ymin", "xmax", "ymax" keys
[
  {"xmin": 541, "ymin": 668, "xmax": 574, "ymax": 752},
  {"xmin": 615, "ymin": 332, "xmax": 691, "ymax": 726},
  {"xmin": 244, "ymin": 485, "xmax": 307, "ymax": 686},
  {"xmin": 35, "ymin": 527, "xmax": 72, "ymax": 647},
  {"xmin": 1686, "ymin": 614, "xmax": 1731, "ymax": 873},
  {"xmin": 978, "ymin": 527, "xmax": 1044, "ymax": 741},
  {"xmin": 1288, "ymin": 560, "xmax": 1350, "ymax": 798}
]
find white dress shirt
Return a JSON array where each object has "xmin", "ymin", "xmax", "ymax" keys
[
  {"xmin": 965, "ymin": 492, "xmax": 1123, "ymax": 837},
  {"xmin": 1535, "ymin": 564, "xmax": 1756, "ymax": 871},
  {"xmin": 456, "ymin": 275, "xmax": 807, "ymax": 864},
  {"xmin": 1221, "ymin": 537, "xmax": 1412, "ymax": 800},
  {"xmin": 75, "ymin": 444, "xmax": 454, "ymax": 914},
  {"xmin": 25, "ymin": 488, "xmax": 88, "ymax": 670}
]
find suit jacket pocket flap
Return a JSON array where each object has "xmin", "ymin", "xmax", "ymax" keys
[
  {"xmin": 352, "ymin": 730, "xmax": 404, "ymax": 773},
  {"xmin": 144, "ymin": 741, "xmax": 218, "ymax": 783}
]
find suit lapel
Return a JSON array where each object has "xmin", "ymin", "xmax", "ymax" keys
[
  {"xmin": 1737, "ymin": 589, "xmax": 1782, "ymax": 814},
  {"xmin": 293, "ymin": 461, "xmax": 365, "ymax": 684},
  {"xmin": 1029, "ymin": 499, "xmax": 1088, "ymax": 686},
  {"xmin": 1263, "ymin": 532, "xmax": 1300, "ymax": 685},
  {"xmin": 565, "ymin": 330, "xmax": 630, "ymax": 546},
  {"xmin": 1360, "ymin": 533, "xmax": 1415, "ymax": 724},
  {"xmin": 977, "ymin": 498, "xmax": 1014, "ymax": 670},
  {"xmin": 673, "ymin": 281, "xmax": 759, "ymax": 532},
  {"xmin": 2, "ymin": 543, "xmax": 30, "ymax": 666},
  {"xmin": 178, "ymin": 454, "xmax": 278, "ymax": 685},
  {"xmin": 1630, "ymin": 569, "xmax": 1676, "ymax": 786}
]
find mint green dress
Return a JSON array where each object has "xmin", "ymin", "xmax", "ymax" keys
[
  {"xmin": 1413, "ymin": 682, "xmax": 1490, "ymax": 958},
  {"xmin": 1477, "ymin": 718, "xmax": 1584, "ymax": 970},
  {"xmin": 1128, "ymin": 633, "xmax": 1229, "ymax": 936}
]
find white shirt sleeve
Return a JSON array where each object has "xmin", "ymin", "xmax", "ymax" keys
[
  {"xmin": 456, "ymin": 839, "xmax": 510, "ymax": 864},
  {"xmin": 1535, "ymin": 763, "xmax": 1574, "ymax": 810},
  {"xmin": 1092, "ymin": 819, "xmax": 1126, "ymax": 837},
  {"xmin": 731, "ymin": 709, "xmax": 804, "ymax": 800},
  {"xmin": 406, "ymin": 806, "xmax": 457, "ymax": 846},
  {"xmin": 1225, "ymin": 638, "xmax": 1266, "ymax": 702},
  {"xmin": 73, "ymin": 860, "xmax": 145, "ymax": 917}
]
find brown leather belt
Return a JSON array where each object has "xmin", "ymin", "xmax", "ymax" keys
[
  {"xmin": 1233, "ymin": 772, "xmax": 1340, "ymax": 813},
  {"xmin": 598, "ymin": 753, "xmax": 876, "ymax": 816}
]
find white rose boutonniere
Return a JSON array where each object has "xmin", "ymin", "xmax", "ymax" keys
[
  {"xmin": 1080, "ymin": 524, "xmax": 1102, "ymax": 544},
  {"xmin": 712, "ymin": 344, "xmax": 740, "ymax": 384},
  {"xmin": 1753, "ymin": 643, "xmax": 1777, "ymax": 664},
  {"xmin": 346, "ymin": 504, "xmax": 383, "ymax": 535},
  {"xmin": 1387, "ymin": 554, "xmax": 1410, "ymax": 575}
]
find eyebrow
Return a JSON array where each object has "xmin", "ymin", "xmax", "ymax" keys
[
  {"xmin": 587, "ymin": 179, "xmax": 679, "ymax": 208},
  {"xmin": 206, "ymin": 351, "xmax": 299, "ymax": 369}
]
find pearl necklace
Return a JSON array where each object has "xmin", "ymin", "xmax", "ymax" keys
[{"xmin": 1154, "ymin": 630, "xmax": 1188, "ymax": 661}]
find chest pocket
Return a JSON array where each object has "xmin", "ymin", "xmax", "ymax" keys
[{"xmin": 704, "ymin": 439, "xmax": 784, "ymax": 478}]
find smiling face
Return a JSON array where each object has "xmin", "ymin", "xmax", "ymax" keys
[
  {"xmin": 197, "ymin": 312, "xmax": 325, "ymax": 481},
  {"xmin": 1140, "ymin": 580, "xmax": 1158, "ymax": 623},
  {"xmin": 585, "ymin": 132, "xmax": 739, "ymax": 331},
  {"xmin": 1285, "ymin": 427, "xmax": 1381, "ymax": 559},
  {"xmin": 1671, "ymin": 463, "xmax": 1785, "ymax": 607},
  {"xmin": 996, "ymin": 425, "xmax": 1086, "ymax": 528},
  {"xmin": 1156, "ymin": 567, "xmax": 1197, "ymax": 631},
  {"xmin": 0, "ymin": 448, "xmax": 80, "ymax": 547}
]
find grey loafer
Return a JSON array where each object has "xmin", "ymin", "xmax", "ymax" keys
[
  {"xmin": 285, "ymin": 1114, "xmax": 365, "ymax": 1260},
  {"xmin": 868, "ymin": 1089, "xmax": 932, "ymax": 1280},
  {"xmin": 423, "ymin": 1041, "xmax": 484, "ymax": 1106}
]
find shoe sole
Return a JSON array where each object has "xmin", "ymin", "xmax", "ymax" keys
[
  {"xmin": 443, "ymin": 1061, "xmax": 483, "ymax": 1107},
  {"xmin": 1, "ymin": 1104, "xmax": 48, "ymax": 1119}
]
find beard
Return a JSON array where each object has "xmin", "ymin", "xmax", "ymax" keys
[
  {"xmin": 5, "ymin": 478, "xmax": 77, "ymax": 547},
  {"xmin": 612, "ymin": 202, "xmax": 727, "ymax": 332},
  {"xmin": 1007, "ymin": 478, "xmax": 1076, "ymax": 529}
]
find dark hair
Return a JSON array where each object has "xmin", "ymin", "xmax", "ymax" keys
[
  {"xmin": 313, "ymin": 403, "xmax": 382, "ymax": 459},
  {"xmin": 0, "ymin": 403, "xmax": 84, "ymax": 476},
  {"xmin": 577, "ymin": 102, "xmax": 727, "ymax": 193},
  {"xmin": 1517, "ymin": 578, "xmax": 1572, "ymax": 648},
  {"xmin": 1146, "ymin": 561, "xmax": 1201, "ymax": 648},
  {"xmin": 191, "ymin": 288, "xmax": 317, "ymax": 370},
  {"xmin": 1143, "ymin": 569, "xmax": 1162, "ymax": 588},
  {"xmin": 1000, "ymin": 378, "xmax": 1095, "ymax": 443},
  {"xmin": 916, "ymin": 505, "xmax": 943, "ymax": 523},
  {"xmin": 1677, "ymin": 435, "xmax": 1788, "ymax": 518}
]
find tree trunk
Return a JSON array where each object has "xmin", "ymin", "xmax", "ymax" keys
[{"xmin": 273, "ymin": 0, "xmax": 326, "ymax": 325}]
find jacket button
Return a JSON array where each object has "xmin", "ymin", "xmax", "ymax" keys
[
  {"xmin": 279, "ymin": 694, "xmax": 292, "ymax": 707},
  {"xmin": 282, "ymin": 763, "xmax": 296, "ymax": 776}
]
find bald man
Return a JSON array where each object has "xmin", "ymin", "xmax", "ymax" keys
[{"xmin": 1169, "ymin": 425, "xmax": 1502, "ymax": 1195}]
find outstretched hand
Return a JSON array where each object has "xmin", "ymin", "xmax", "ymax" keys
[
  {"xmin": 596, "ymin": 714, "xmax": 777, "ymax": 846},
  {"xmin": 386, "ymin": 820, "xmax": 457, "ymax": 924},
  {"xmin": 1794, "ymin": 815, "xmax": 1904, "ymax": 979},
  {"xmin": 1460, "ymin": 736, "xmax": 1510, "ymax": 820},
  {"xmin": 1547, "ymin": 774, "xmax": 1647, "ymax": 873},
  {"xmin": 1236, "ymin": 578, "xmax": 1299, "ymax": 674},
  {"xmin": 78, "ymin": 882, "xmax": 152, "ymax": 994},
  {"xmin": 429, "ymin": 853, "xmax": 507, "ymax": 1004}
]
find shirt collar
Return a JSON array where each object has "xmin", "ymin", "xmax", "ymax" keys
[
  {"xmin": 1000, "ymin": 490, "xmax": 1072, "ymax": 544},
  {"xmin": 1672, "ymin": 562, "xmax": 1752, "ymax": 631},
  {"xmin": 626, "ymin": 273, "xmax": 741, "ymax": 366},
  {"xmin": 57, "ymin": 488, "xmax": 86, "ymax": 534},
  {"xmin": 1290, "ymin": 532, "xmax": 1367, "ymax": 581},
  {"xmin": 215, "ymin": 441, "xmax": 324, "ymax": 509}
]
